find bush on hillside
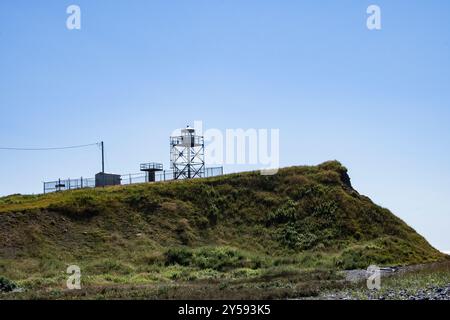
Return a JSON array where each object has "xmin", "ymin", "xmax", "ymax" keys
[
  {"xmin": 266, "ymin": 200, "xmax": 298, "ymax": 225},
  {"xmin": 192, "ymin": 247, "xmax": 246, "ymax": 271},
  {"xmin": 165, "ymin": 248, "xmax": 193, "ymax": 266},
  {"xmin": 0, "ymin": 277, "xmax": 17, "ymax": 293},
  {"xmin": 164, "ymin": 247, "xmax": 257, "ymax": 271},
  {"xmin": 277, "ymin": 223, "xmax": 318, "ymax": 250}
]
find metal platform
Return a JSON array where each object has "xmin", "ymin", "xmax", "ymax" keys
[
  {"xmin": 140, "ymin": 162, "xmax": 164, "ymax": 182},
  {"xmin": 140, "ymin": 162, "xmax": 163, "ymax": 172}
]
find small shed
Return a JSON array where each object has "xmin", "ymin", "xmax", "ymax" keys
[{"xmin": 95, "ymin": 172, "xmax": 121, "ymax": 187}]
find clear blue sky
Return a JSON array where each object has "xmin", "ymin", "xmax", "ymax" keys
[{"xmin": 1, "ymin": 1, "xmax": 449, "ymax": 252}]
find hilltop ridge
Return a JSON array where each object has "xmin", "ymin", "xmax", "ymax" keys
[{"xmin": 0, "ymin": 161, "xmax": 446, "ymax": 299}]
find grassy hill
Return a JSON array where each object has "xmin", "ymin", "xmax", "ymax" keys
[{"xmin": 0, "ymin": 161, "xmax": 446, "ymax": 299}]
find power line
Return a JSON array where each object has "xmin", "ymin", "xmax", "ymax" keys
[{"xmin": 0, "ymin": 142, "xmax": 101, "ymax": 151}]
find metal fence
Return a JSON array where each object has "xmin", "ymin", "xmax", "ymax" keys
[
  {"xmin": 120, "ymin": 166, "xmax": 223, "ymax": 185},
  {"xmin": 43, "ymin": 177, "xmax": 96, "ymax": 193},
  {"xmin": 43, "ymin": 166, "xmax": 224, "ymax": 194}
]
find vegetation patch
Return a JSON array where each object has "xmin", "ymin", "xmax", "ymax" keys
[
  {"xmin": 0, "ymin": 161, "xmax": 446, "ymax": 299},
  {"xmin": 0, "ymin": 277, "xmax": 17, "ymax": 293},
  {"xmin": 165, "ymin": 247, "xmax": 262, "ymax": 271}
]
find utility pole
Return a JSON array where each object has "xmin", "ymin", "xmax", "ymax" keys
[{"xmin": 101, "ymin": 141, "xmax": 105, "ymax": 173}]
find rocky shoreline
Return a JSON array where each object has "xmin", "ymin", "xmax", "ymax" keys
[
  {"xmin": 320, "ymin": 261, "xmax": 450, "ymax": 300},
  {"xmin": 322, "ymin": 284, "xmax": 450, "ymax": 300}
]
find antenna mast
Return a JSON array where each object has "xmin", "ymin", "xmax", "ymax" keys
[{"xmin": 101, "ymin": 141, "xmax": 105, "ymax": 173}]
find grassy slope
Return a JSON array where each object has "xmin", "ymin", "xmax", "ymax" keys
[{"xmin": 0, "ymin": 161, "xmax": 446, "ymax": 298}]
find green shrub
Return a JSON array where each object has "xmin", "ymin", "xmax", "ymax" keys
[
  {"xmin": 312, "ymin": 200, "xmax": 338, "ymax": 217},
  {"xmin": 315, "ymin": 170, "xmax": 342, "ymax": 185},
  {"xmin": 278, "ymin": 223, "xmax": 318, "ymax": 250},
  {"xmin": 165, "ymin": 248, "xmax": 193, "ymax": 266},
  {"xmin": 0, "ymin": 277, "xmax": 17, "ymax": 292},
  {"xmin": 192, "ymin": 247, "xmax": 245, "ymax": 271},
  {"xmin": 288, "ymin": 184, "xmax": 323, "ymax": 200},
  {"xmin": 267, "ymin": 200, "xmax": 298, "ymax": 225},
  {"xmin": 335, "ymin": 244, "xmax": 391, "ymax": 269},
  {"xmin": 164, "ymin": 247, "xmax": 253, "ymax": 271},
  {"xmin": 207, "ymin": 203, "xmax": 220, "ymax": 225}
]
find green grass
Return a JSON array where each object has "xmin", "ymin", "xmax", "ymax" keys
[{"xmin": 0, "ymin": 161, "xmax": 447, "ymax": 299}]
